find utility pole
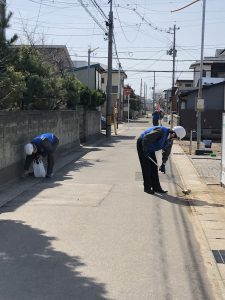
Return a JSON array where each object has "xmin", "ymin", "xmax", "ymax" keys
[
  {"xmin": 106, "ymin": 0, "xmax": 113, "ymax": 138},
  {"xmin": 144, "ymin": 82, "xmax": 147, "ymax": 113},
  {"xmin": 153, "ymin": 71, "xmax": 156, "ymax": 111},
  {"xmin": 87, "ymin": 46, "xmax": 99, "ymax": 104},
  {"xmin": 167, "ymin": 24, "xmax": 180, "ymax": 129},
  {"xmin": 196, "ymin": 0, "xmax": 206, "ymax": 150},
  {"xmin": 0, "ymin": 0, "xmax": 6, "ymax": 41},
  {"xmin": 116, "ymin": 62, "xmax": 121, "ymax": 126},
  {"xmin": 145, "ymin": 82, "xmax": 147, "ymax": 111},
  {"xmin": 140, "ymin": 78, "xmax": 143, "ymax": 113}
]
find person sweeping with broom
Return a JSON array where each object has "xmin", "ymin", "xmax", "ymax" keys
[{"xmin": 137, "ymin": 125, "xmax": 186, "ymax": 195}]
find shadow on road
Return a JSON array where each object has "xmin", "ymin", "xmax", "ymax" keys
[
  {"xmin": 154, "ymin": 192, "xmax": 224, "ymax": 208},
  {"xmin": 0, "ymin": 157, "xmax": 96, "ymax": 213},
  {"xmin": 0, "ymin": 133, "xmax": 136, "ymax": 213},
  {"xmin": 0, "ymin": 220, "xmax": 110, "ymax": 300}
]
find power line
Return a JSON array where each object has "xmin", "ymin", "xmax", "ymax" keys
[
  {"xmin": 77, "ymin": 0, "xmax": 108, "ymax": 35},
  {"xmin": 124, "ymin": 70, "xmax": 197, "ymax": 73},
  {"xmin": 10, "ymin": 27, "xmax": 104, "ymax": 37},
  {"xmin": 114, "ymin": 0, "xmax": 141, "ymax": 43},
  {"xmin": 171, "ymin": 0, "xmax": 200, "ymax": 13},
  {"xmin": 90, "ymin": 0, "xmax": 108, "ymax": 20},
  {"xmin": 71, "ymin": 54, "xmax": 199, "ymax": 61}
]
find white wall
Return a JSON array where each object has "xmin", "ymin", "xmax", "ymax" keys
[{"xmin": 193, "ymin": 65, "xmax": 211, "ymax": 86}]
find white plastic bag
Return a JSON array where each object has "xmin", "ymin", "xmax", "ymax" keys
[{"xmin": 33, "ymin": 160, "xmax": 46, "ymax": 178}]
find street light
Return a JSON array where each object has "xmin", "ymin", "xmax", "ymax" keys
[{"xmin": 196, "ymin": 0, "xmax": 206, "ymax": 150}]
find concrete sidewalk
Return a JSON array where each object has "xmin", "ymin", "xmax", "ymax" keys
[{"xmin": 171, "ymin": 142, "xmax": 225, "ymax": 295}]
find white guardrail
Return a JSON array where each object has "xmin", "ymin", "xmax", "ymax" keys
[{"xmin": 221, "ymin": 113, "xmax": 225, "ymax": 187}]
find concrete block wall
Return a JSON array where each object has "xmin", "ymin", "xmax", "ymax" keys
[
  {"xmin": 78, "ymin": 107, "xmax": 101, "ymax": 142},
  {"xmin": 85, "ymin": 110, "xmax": 101, "ymax": 140},
  {"xmin": 0, "ymin": 109, "xmax": 101, "ymax": 183},
  {"xmin": 78, "ymin": 106, "xmax": 85, "ymax": 142}
]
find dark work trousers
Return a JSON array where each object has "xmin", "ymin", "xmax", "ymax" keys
[
  {"xmin": 153, "ymin": 119, "xmax": 159, "ymax": 126},
  {"xmin": 46, "ymin": 152, "xmax": 55, "ymax": 175},
  {"xmin": 137, "ymin": 137, "xmax": 161, "ymax": 191}
]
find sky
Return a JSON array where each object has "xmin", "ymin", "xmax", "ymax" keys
[{"xmin": 5, "ymin": 0, "xmax": 225, "ymax": 98}]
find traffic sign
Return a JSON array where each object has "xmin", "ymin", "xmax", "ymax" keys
[{"xmin": 124, "ymin": 88, "xmax": 131, "ymax": 96}]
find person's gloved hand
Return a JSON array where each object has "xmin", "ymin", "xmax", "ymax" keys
[
  {"xmin": 159, "ymin": 163, "xmax": 166, "ymax": 173},
  {"xmin": 36, "ymin": 154, "xmax": 43, "ymax": 161}
]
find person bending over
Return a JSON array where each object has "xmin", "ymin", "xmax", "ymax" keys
[
  {"xmin": 23, "ymin": 133, "xmax": 59, "ymax": 178},
  {"xmin": 137, "ymin": 126, "xmax": 186, "ymax": 194}
]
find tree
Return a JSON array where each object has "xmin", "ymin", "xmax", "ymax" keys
[
  {"xmin": 90, "ymin": 89, "xmax": 106, "ymax": 108},
  {"xmin": 0, "ymin": 66, "xmax": 26, "ymax": 110},
  {"xmin": 0, "ymin": 8, "xmax": 24, "ymax": 109},
  {"xmin": 0, "ymin": 6, "xmax": 104, "ymax": 111},
  {"xmin": 0, "ymin": 10, "xmax": 18, "ymax": 68},
  {"xmin": 62, "ymin": 75, "xmax": 81, "ymax": 109},
  {"xmin": 13, "ymin": 47, "xmax": 66, "ymax": 110},
  {"xmin": 130, "ymin": 98, "xmax": 141, "ymax": 112},
  {"xmin": 79, "ymin": 85, "xmax": 91, "ymax": 107}
]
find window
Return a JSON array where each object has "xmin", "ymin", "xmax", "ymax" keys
[
  {"xmin": 185, "ymin": 83, "xmax": 192, "ymax": 87},
  {"xmin": 112, "ymin": 86, "xmax": 118, "ymax": 93},
  {"xmin": 218, "ymin": 72, "xmax": 225, "ymax": 78},
  {"xmin": 181, "ymin": 101, "xmax": 186, "ymax": 110},
  {"xmin": 101, "ymin": 78, "xmax": 105, "ymax": 84}
]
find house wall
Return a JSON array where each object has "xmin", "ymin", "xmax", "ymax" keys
[
  {"xmin": 179, "ymin": 84, "xmax": 225, "ymax": 139},
  {"xmin": 180, "ymin": 110, "xmax": 223, "ymax": 139},
  {"xmin": 74, "ymin": 68, "xmax": 96, "ymax": 89},
  {"xmin": 193, "ymin": 65, "xmax": 211, "ymax": 86},
  {"xmin": 0, "ymin": 109, "xmax": 101, "ymax": 183},
  {"xmin": 101, "ymin": 72, "xmax": 125, "ymax": 117},
  {"xmin": 96, "ymin": 70, "xmax": 102, "ymax": 90},
  {"xmin": 176, "ymin": 80, "xmax": 193, "ymax": 89},
  {"xmin": 211, "ymin": 63, "xmax": 225, "ymax": 78},
  {"xmin": 185, "ymin": 84, "xmax": 224, "ymax": 110}
]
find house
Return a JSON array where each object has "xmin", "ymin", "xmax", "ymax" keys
[
  {"xmin": 173, "ymin": 49, "xmax": 225, "ymax": 138},
  {"xmin": 12, "ymin": 45, "xmax": 74, "ymax": 76},
  {"xmin": 72, "ymin": 61, "xmax": 127, "ymax": 120},
  {"xmin": 35, "ymin": 45, "xmax": 74, "ymax": 75},
  {"xmin": 163, "ymin": 88, "xmax": 172, "ymax": 113},
  {"xmin": 99, "ymin": 68, "xmax": 127, "ymax": 121},
  {"xmin": 178, "ymin": 81, "xmax": 225, "ymax": 139},
  {"xmin": 176, "ymin": 79, "xmax": 193, "ymax": 90},
  {"xmin": 72, "ymin": 62, "xmax": 105, "ymax": 90},
  {"xmin": 190, "ymin": 49, "xmax": 225, "ymax": 87}
]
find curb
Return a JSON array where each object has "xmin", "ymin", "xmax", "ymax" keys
[{"xmin": 172, "ymin": 142, "xmax": 225, "ymax": 299}]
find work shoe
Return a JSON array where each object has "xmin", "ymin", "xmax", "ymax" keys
[
  {"xmin": 46, "ymin": 173, "xmax": 53, "ymax": 178},
  {"xmin": 155, "ymin": 188, "xmax": 168, "ymax": 193},
  {"xmin": 144, "ymin": 188, "xmax": 154, "ymax": 195}
]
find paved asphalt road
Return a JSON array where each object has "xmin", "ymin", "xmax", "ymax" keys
[{"xmin": 0, "ymin": 120, "xmax": 218, "ymax": 300}]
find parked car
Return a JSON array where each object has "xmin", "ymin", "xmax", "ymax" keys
[{"xmin": 101, "ymin": 116, "xmax": 106, "ymax": 130}]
